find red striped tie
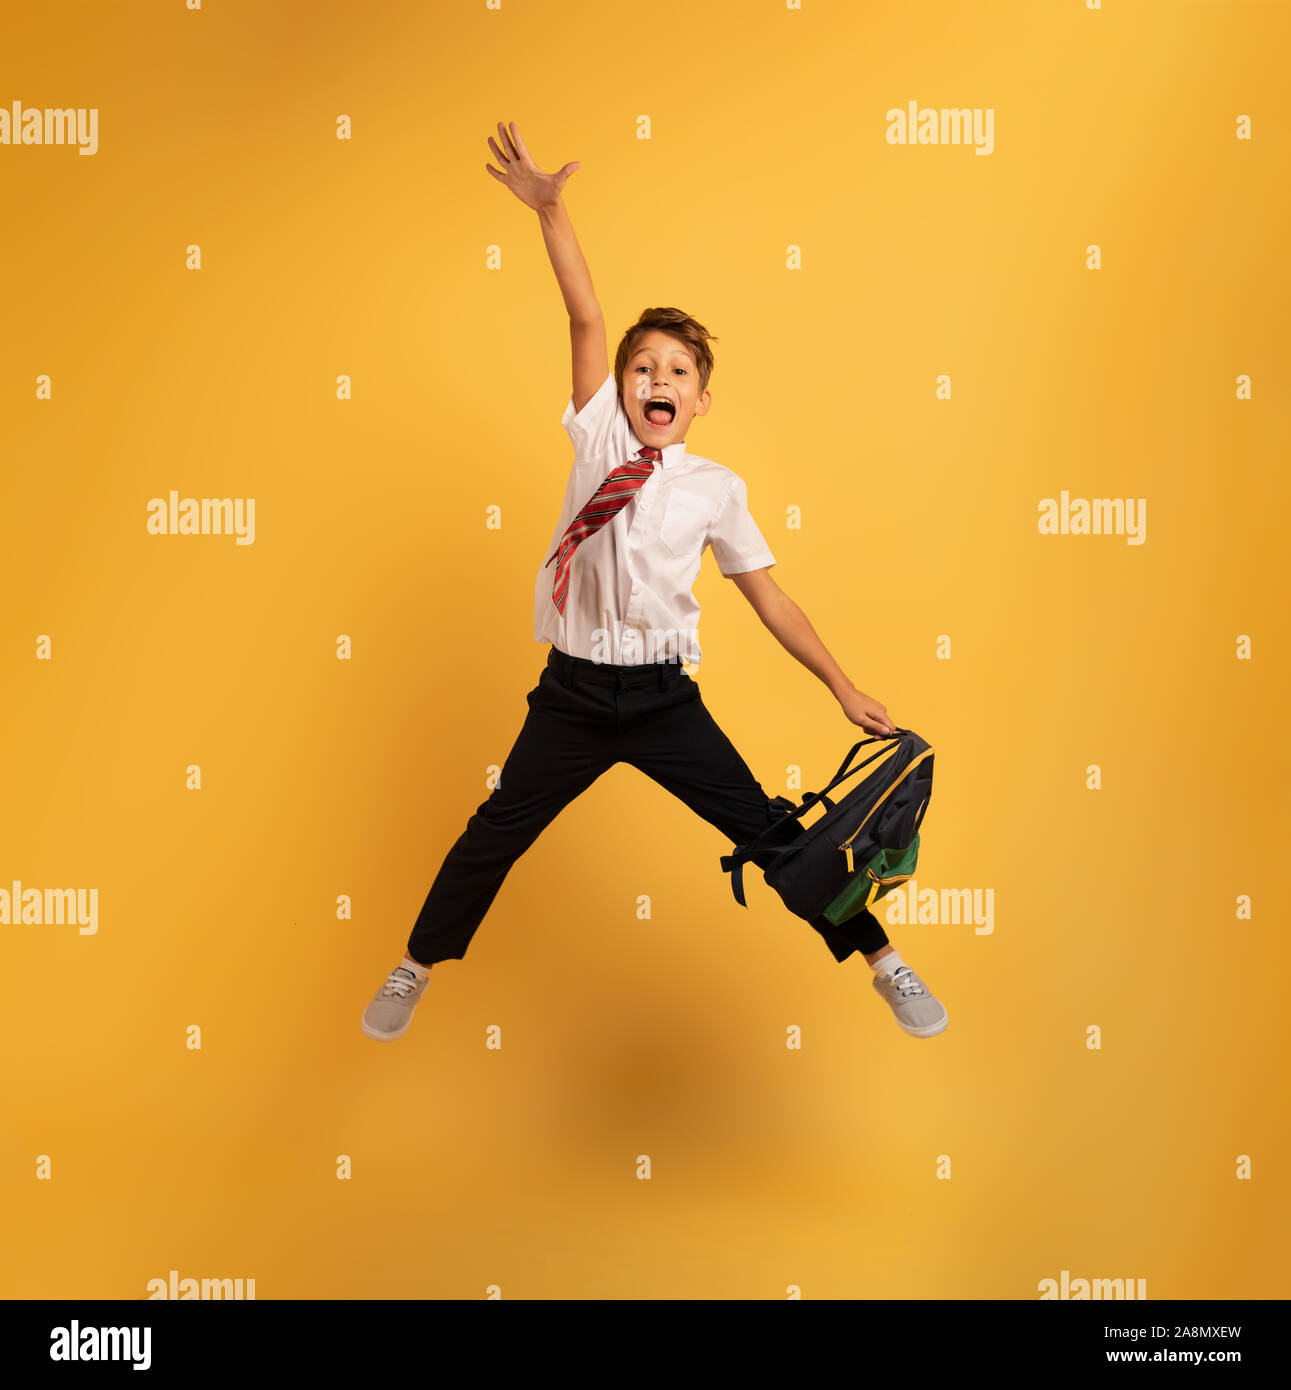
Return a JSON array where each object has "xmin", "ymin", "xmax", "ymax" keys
[{"xmin": 545, "ymin": 446, "xmax": 662, "ymax": 614}]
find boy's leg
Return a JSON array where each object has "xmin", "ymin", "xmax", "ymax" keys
[
  {"xmin": 404, "ymin": 655, "xmax": 619, "ymax": 966},
  {"xmin": 618, "ymin": 668, "xmax": 889, "ymax": 962}
]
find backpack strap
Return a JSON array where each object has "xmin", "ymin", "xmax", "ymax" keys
[
  {"xmin": 719, "ymin": 852, "xmax": 750, "ymax": 907},
  {"xmin": 719, "ymin": 793, "xmax": 800, "ymax": 905}
]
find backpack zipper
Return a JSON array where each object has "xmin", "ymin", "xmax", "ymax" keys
[
  {"xmin": 868, "ymin": 867, "xmax": 915, "ymax": 886},
  {"xmin": 837, "ymin": 747, "xmax": 934, "ymax": 864}
]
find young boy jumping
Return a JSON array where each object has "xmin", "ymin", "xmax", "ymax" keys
[{"xmin": 362, "ymin": 121, "xmax": 947, "ymax": 1043}]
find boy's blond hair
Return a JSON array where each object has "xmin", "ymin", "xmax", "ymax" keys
[{"xmin": 613, "ymin": 307, "xmax": 718, "ymax": 408}]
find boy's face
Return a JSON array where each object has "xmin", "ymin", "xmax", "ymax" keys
[{"xmin": 622, "ymin": 330, "xmax": 710, "ymax": 448}]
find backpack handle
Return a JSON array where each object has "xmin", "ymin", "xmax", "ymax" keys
[
  {"xmin": 827, "ymin": 728, "xmax": 910, "ymax": 789},
  {"xmin": 817, "ymin": 728, "xmax": 910, "ymax": 802}
]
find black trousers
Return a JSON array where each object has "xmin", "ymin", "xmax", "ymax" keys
[{"xmin": 406, "ymin": 646, "xmax": 890, "ymax": 966}]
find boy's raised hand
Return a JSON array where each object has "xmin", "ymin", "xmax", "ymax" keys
[{"xmin": 485, "ymin": 121, "xmax": 581, "ymax": 210}]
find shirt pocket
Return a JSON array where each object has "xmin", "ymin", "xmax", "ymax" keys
[{"xmin": 659, "ymin": 487, "xmax": 710, "ymax": 557}]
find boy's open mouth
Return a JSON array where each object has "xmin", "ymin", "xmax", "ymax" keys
[{"xmin": 644, "ymin": 397, "xmax": 676, "ymax": 429}]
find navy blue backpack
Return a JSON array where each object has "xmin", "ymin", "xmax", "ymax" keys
[{"xmin": 720, "ymin": 729, "xmax": 934, "ymax": 923}]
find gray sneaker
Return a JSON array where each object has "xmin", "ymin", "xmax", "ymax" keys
[
  {"xmin": 361, "ymin": 965, "xmax": 430, "ymax": 1041},
  {"xmin": 872, "ymin": 964, "xmax": 948, "ymax": 1037}
]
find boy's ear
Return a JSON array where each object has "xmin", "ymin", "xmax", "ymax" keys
[{"xmin": 692, "ymin": 388, "xmax": 712, "ymax": 418}]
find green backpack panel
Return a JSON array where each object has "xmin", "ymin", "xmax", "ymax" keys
[{"xmin": 821, "ymin": 833, "xmax": 920, "ymax": 927}]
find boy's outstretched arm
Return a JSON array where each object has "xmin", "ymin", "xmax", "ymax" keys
[
  {"xmin": 485, "ymin": 120, "xmax": 607, "ymax": 414},
  {"xmin": 728, "ymin": 569, "xmax": 896, "ymax": 736}
]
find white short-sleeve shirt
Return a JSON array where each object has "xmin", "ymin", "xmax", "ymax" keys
[{"xmin": 532, "ymin": 371, "xmax": 776, "ymax": 668}]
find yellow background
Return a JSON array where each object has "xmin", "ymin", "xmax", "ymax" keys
[{"xmin": 2, "ymin": 0, "xmax": 1287, "ymax": 1300}]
